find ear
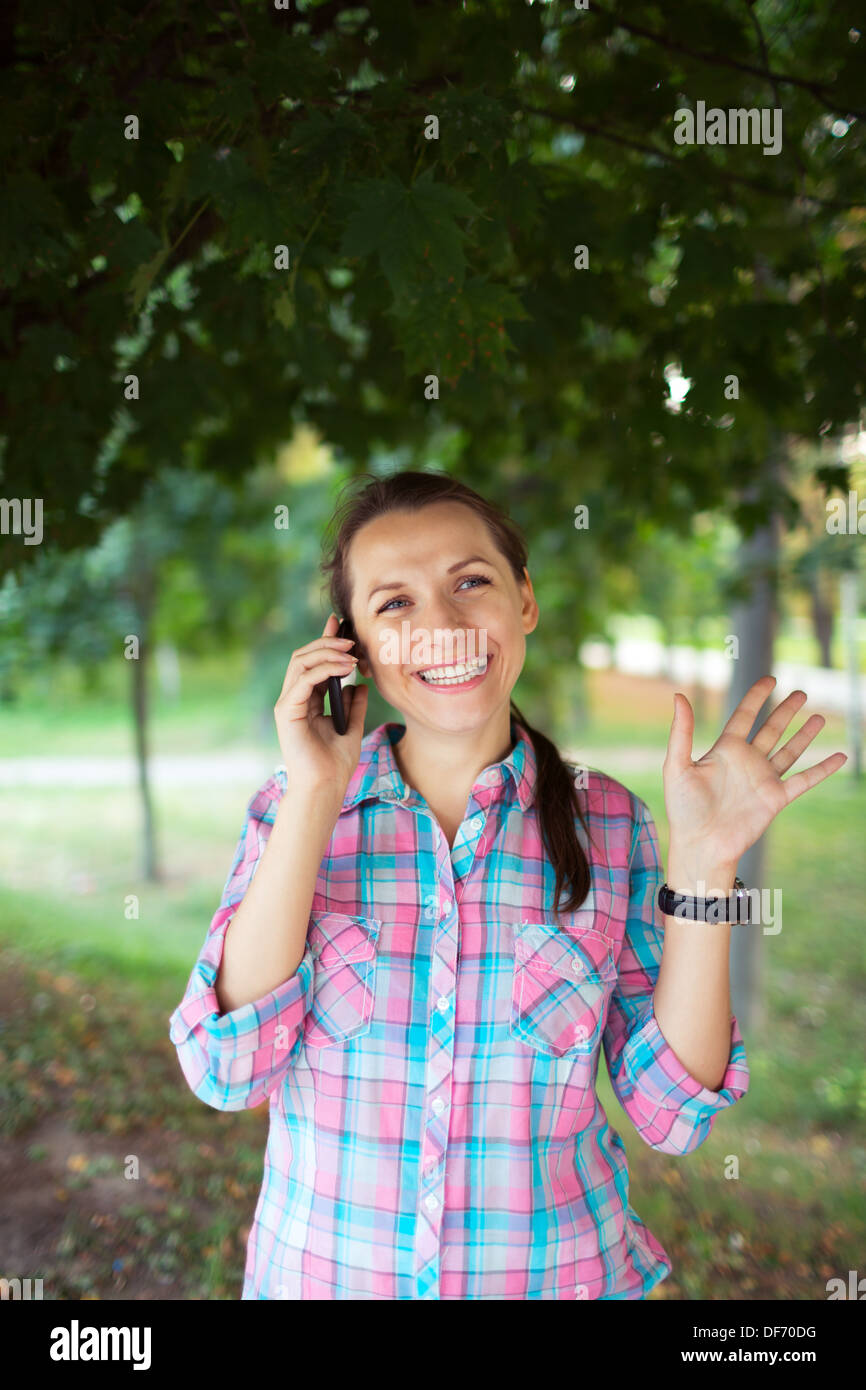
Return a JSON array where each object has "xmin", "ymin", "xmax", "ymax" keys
[{"xmin": 520, "ymin": 565, "xmax": 539, "ymax": 635}]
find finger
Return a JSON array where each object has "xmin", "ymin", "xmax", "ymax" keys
[
  {"xmin": 664, "ymin": 692, "xmax": 695, "ymax": 774},
  {"xmin": 278, "ymin": 643, "xmax": 357, "ymax": 699},
  {"xmin": 751, "ymin": 689, "xmax": 808, "ymax": 755},
  {"xmin": 285, "ymin": 633, "xmax": 356, "ymax": 668},
  {"xmin": 282, "ymin": 613, "xmax": 354, "ymax": 678},
  {"xmin": 278, "ymin": 652, "xmax": 358, "ymax": 709},
  {"xmin": 323, "ymin": 614, "xmax": 360, "ymax": 649},
  {"xmin": 769, "ymin": 713, "xmax": 825, "ymax": 773},
  {"xmin": 781, "ymin": 750, "xmax": 848, "ymax": 804},
  {"xmin": 719, "ymin": 674, "xmax": 777, "ymax": 741}
]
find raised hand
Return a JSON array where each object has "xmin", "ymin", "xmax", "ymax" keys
[{"xmin": 662, "ymin": 675, "xmax": 847, "ymax": 872}]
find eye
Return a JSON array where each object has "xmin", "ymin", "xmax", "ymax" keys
[{"xmin": 376, "ymin": 574, "xmax": 491, "ymax": 614}]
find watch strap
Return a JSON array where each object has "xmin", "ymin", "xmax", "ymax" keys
[{"xmin": 657, "ymin": 876, "xmax": 750, "ymax": 923}]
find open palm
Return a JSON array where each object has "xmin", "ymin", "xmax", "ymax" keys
[{"xmin": 663, "ymin": 675, "xmax": 847, "ymax": 869}]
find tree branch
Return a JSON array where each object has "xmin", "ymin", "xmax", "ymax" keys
[
  {"xmin": 590, "ymin": 2, "xmax": 866, "ymax": 123},
  {"xmin": 522, "ymin": 105, "xmax": 865, "ymax": 212}
]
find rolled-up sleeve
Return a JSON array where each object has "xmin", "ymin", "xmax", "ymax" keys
[
  {"xmin": 602, "ymin": 794, "xmax": 750, "ymax": 1155},
  {"xmin": 169, "ymin": 771, "xmax": 316, "ymax": 1111}
]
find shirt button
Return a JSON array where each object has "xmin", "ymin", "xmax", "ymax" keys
[
  {"xmin": 436, "ymin": 996, "xmax": 450, "ymax": 1013},
  {"xmin": 424, "ymin": 1193, "xmax": 439, "ymax": 1211},
  {"xmin": 575, "ymin": 1284, "xmax": 589, "ymax": 1299},
  {"xmin": 431, "ymin": 1096, "xmax": 445, "ymax": 1115},
  {"xmin": 440, "ymin": 899, "xmax": 452, "ymax": 917},
  {"xmin": 570, "ymin": 956, "xmax": 585, "ymax": 974},
  {"xmin": 469, "ymin": 815, "xmax": 483, "ymax": 834}
]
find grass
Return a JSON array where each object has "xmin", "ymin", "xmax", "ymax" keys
[
  {"xmin": 0, "ymin": 650, "xmax": 264, "ymax": 758},
  {"xmin": 0, "ymin": 664, "xmax": 864, "ymax": 1299}
]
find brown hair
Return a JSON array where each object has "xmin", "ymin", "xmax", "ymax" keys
[{"xmin": 321, "ymin": 470, "xmax": 593, "ymax": 920}]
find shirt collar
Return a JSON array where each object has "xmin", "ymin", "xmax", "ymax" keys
[{"xmin": 341, "ymin": 717, "xmax": 537, "ymax": 814}]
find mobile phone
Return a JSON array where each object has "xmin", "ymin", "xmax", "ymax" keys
[{"xmin": 326, "ymin": 616, "xmax": 356, "ymax": 734}]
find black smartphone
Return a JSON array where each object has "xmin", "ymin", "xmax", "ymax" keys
[{"xmin": 326, "ymin": 616, "xmax": 356, "ymax": 734}]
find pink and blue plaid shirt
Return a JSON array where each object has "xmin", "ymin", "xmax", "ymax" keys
[{"xmin": 169, "ymin": 718, "xmax": 749, "ymax": 1300}]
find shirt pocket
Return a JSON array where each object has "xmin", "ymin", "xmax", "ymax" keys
[
  {"xmin": 509, "ymin": 921, "xmax": 618, "ymax": 1059},
  {"xmin": 303, "ymin": 912, "xmax": 382, "ymax": 1049}
]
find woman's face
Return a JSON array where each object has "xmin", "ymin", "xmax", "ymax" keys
[{"xmin": 345, "ymin": 501, "xmax": 538, "ymax": 736}]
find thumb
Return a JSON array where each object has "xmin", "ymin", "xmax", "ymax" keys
[
  {"xmin": 665, "ymin": 691, "xmax": 694, "ymax": 774},
  {"xmin": 346, "ymin": 679, "xmax": 369, "ymax": 736}
]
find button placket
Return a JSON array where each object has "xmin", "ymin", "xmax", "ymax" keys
[{"xmin": 416, "ymin": 849, "xmax": 457, "ymax": 1295}]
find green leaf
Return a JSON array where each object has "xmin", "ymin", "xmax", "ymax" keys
[
  {"xmin": 340, "ymin": 171, "xmax": 482, "ymax": 299},
  {"xmin": 273, "ymin": 288, "xmax": 296, "ymax": 330},
  {"xmin": 128, "ymin": 246, "xmax": 171, "ymax": 314}
]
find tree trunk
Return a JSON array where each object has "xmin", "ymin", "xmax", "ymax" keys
[
  {"xmin": 127, "ymin": 563, "xmax": 159, "ymax": 882},
  {"xmin": 840, "ymin": 566, "xmax": 862, "ymax": 780},
  {"xmin": 808, "ymin": 571, "xmax": 834, "ymax": 668},
  {"xmin": 725, "ymin": 441, "xmax": 783, "ymax": 1035}
]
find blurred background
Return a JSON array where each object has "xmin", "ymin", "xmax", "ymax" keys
[{"xmin": 1, "ymin": 0, "xmax": 864, "ymax": 1300}]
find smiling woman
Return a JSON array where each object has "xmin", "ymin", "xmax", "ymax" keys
[
  {"xmin": 321, "ymin": 470, "xmax": 594, "ymax": 908},
  {"xmin": 169, "ymin": 468, "xmax": 754, "ymax": 1302}
]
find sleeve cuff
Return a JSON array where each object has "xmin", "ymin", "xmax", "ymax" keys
[
  {"xmin": 620, "ymin": 1004, "xmax": 750, "ymax": 1116},
  {"xmin": 169, "ymin": 932, "xmax": 316, "ymax": 1058}
]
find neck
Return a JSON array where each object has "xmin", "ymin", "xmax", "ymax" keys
[{"xmin": 390, "ymin": 708, "xmax": 515, "ymax": 815}]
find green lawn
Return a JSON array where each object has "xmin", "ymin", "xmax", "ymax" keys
[{"xmin": 0, "ymin": 651, "xmax": 263, "ymax": 758}]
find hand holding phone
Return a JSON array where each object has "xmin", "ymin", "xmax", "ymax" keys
[{"xmin": 273, "ymin": 615, "xmax": 368, "ymax": 794}]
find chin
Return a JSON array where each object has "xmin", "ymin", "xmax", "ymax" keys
[{"xmin": 407, "ymin": 696, "xmax": 503, "ymax": 735}]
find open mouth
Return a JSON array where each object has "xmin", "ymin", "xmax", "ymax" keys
[{"xmin": 412, "ymin": 654, "xmax": 492, "ymax": 689}]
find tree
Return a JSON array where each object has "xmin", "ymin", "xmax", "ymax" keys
[
  {"xmin": 2, "ymin": 0, "xmax": 862, "ymax": 1024},
  {"xmin": 1, "ymin": 465, "xmax": 294, "ymax": 877},
  {"xmin": 1, "ymin": 0, "xmax": 864, "ymax": 584}
]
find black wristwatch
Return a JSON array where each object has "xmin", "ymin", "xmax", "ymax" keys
[{"xmin": 657, "ymin": 877, "xmax": 750, "ymax": 923}]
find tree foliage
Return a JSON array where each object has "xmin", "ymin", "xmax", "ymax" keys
[{"xmin": 1, "ymin": 0, "xmax": 864, "ymax": 577}]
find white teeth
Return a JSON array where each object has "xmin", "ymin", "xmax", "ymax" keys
[{"xmin": 418, "ymin": 657, "xmax": 488, "ymax": 685}]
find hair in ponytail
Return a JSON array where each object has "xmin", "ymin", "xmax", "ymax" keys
[
  {"xmin": 321, "ymin": 470, "xmax": 594, "ymax": 920},
  {"xmin": 508, "ymin": 698, "xmax": 592, "ymax": 919}
]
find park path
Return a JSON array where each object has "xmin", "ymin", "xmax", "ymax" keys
[
  {"xmin": 0, "ymin": 745, "xmax": 664, "ymax": 788},
  {"xmin": 1, "ymin": 647, "xmax": 857, "ymax": 789}
]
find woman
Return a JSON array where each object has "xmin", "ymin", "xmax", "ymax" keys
[{"xmin": 169, "ymin": 470, "xmax": 845, "ymax": 1300}]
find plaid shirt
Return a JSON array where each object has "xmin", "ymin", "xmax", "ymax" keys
[{"xmin": 169, "ymin": 719, "xmax": 749, "ymax": 1300}]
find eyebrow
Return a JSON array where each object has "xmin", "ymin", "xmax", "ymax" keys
[{"xmin": 367, "ymin": 555, "xmax": 494, "ymax": 603}]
